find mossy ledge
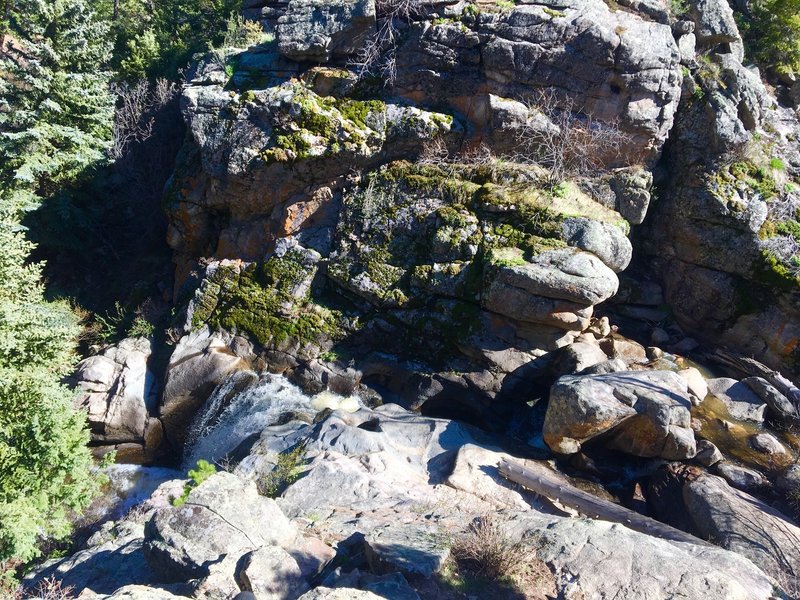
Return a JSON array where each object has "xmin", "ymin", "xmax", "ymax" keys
[{"xmin": 190, "ymin": 257, "xmax": 343, "ymax": 348}]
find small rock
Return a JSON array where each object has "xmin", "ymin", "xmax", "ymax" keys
[
  {"xmin": 678, "ymin": 367, "xmax": 708, "ymax": 402},
  {"xmin": 749, "ymin": 433, "xmax": 789, "ymax": 455},
  {"xmin": 714, "ymin": 462, "xmax": 770, "ymax": 492},
  {"xmin": 237, "ymin": 546, "xmax": 309, "ymax": 599},
  {"xmin": 694, "ymin": 440, "xmax": 723, "ymax": 466},
  {"xmin": 578, "ymin": 358, "xmax": 628, "ymax": 375},
  {"xmin": 646, "ymin": 346, "xmax": 663, "ymax": 360},
  {"xmin": 670, "ymin": 337, "xmax": 700, "ymax": 354},
  {"xmin": 587, "ymin": 316, "xmax": 612, "ymax": 338},
  {"xmin": 554, "ymin": 341, "xmax": 608, "ymax": 376},
  {"xmin": 364, "ymin": 523, "xmax": 450, "ymax": 578}
]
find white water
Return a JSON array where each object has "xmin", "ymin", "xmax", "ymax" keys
[
  {"xmin": 183, "ymin": 373, "xmax": 361, "ymax": 468},
  {"xmin": 82, "ymin": 464, "xmax": 182, "ymax": 523}
]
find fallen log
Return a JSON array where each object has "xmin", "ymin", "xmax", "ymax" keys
[{"xmin": 498, "ymin": 458, "xmax": 711, "ymax": 547}]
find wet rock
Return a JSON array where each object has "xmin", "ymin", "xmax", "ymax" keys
[
  {"xmin": 72, "ymin": 337, "xmax": 157, "ymax": 446},
  {"xmin": 777, "ymin": 464, "xmax": 800, "ymax": 495},
  {"xmin": 706, "ymin": 378, "xmax": 767, "ymax": 422},
  {"xmin": 694, "ymin": 440, "xmax": 724, "ymax": 466},
  {"xmin": 749, "ymin": 432, "xmax": 789, "ymax": 455},
  {"xmin": 160, "ymin": 327, "xmax": 250, "ymax": 446},
  {"xmin": 276, "ymin": 0, "xmax": 376, "ymax": 63},
  {"xmin": 143, "ymin": 473, "xmax": 297, "ymax": 582},
  {"xmin": 714, "ymin": 462, "xmax": 770, "ymax": 493},
  {"xmin": 683, "ymin": 473, "xmax": 800, "ymax": 582},
  {"xmin": 544, "ymin": 370, "xmax": 696, "ymax": 459},
  {"xmin": 236, "ymin": 546, "xmax": 309, "ymax": 599}
]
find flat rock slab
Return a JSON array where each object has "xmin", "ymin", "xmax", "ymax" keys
[
  {"xmin": 707, "ymin": 377, "xmax": 767, "ymax": 422},
  {"xmin": 364, "ymin": 523, "xmax": 451, "ymax": 578},
  {"xmin": 544, "ymin": 370, "xmax": 696, "ymax": 458}
]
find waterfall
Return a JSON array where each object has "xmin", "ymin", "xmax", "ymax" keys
[{"xmin": 183, "ymin": 372, "xmax": 361, "ymax": 468}]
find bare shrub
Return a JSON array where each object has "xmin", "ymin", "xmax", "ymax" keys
[
  {"xmin": 514, "ymin": 89, "xmax": 633, "ymax": 185},
  {"xmin": 350, "ymin": 0, "xmax": 422, "ymax": 85},
  {"xmin": 450, "ymin": 515, "xmax": 533, "ymax": 580},
  {"xmin": 110, "ymin": 78, "xmax": 177, "ymax": 160},
  {"xmin": 26, "ymin": 577, "xmax": 76, "ymax": 600}
]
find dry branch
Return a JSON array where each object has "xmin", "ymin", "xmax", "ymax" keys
[{"xmin": 497, "ymin": 458, "xmax": 711, "ymax": 547}]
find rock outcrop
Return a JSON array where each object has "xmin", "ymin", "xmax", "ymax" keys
[{"xmin": 72, "ymin": 337, "xmax": 162, "ymax": 463}]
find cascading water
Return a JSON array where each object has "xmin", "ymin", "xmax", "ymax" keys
[{"xmin": 183, "ymin": 371, "xmax": 361, "ymax": 468}]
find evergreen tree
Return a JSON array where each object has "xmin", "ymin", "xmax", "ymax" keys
[
  {"xmin": 746, "ymin": 0, "xmax": 800, "ymax": 76},
  {"xmin": 0, "ymin": 0, "xmax": 112, "ymax": 569}
]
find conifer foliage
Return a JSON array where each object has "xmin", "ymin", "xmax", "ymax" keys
[{"xmin": 0, "ymin": 0, "xmax": 112, "ymax": 568}]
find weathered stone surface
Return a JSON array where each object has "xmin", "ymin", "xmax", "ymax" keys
[
  {"xmin": 364, "ymin": 523, "xmax": 450, "ymax": 578},
  {"xmin": 72, "ymin": 337, "xmax": 157, "ymax": 445},
  {"xmin": 101, "ymin": 585, "xmax": 186, "ymax": 599},
  {"xmin": 707, "ymin": 378, "xmax": 767, "ymax": 422},
  {"xmin": 552, "ymin": 341, "xmax": 608, "ymax": 376},
  {"xmin": 714, "ymin": 462, "xmax": 770, "ymax": 493},
  {"xmin": 486, "ymin": 248, "xmax": 619, "ymax": 307},
  {"xmin": 507, "ymin": 512, "xmax": 774, "ymax": 600},
  {"xmin": 690, "ymin": 0, "xmax": 742, "ymax": 48},
  {"xmin": 160, "ymin": 327, "xmax": 250, "ymax": 446},
  {"xmin": 277, "ymin": 0, "xmax": 376, "ymax": 63},
  {"xmin": 610, "ymin": 167, "xmax": 653, "ymax": 225},
  {"xmin": 143, "ymin": 473, "xmax": 297, "ymax": 581},
  {"xmin": 544, "ymin": 370, "xmax": 696, "ymax": 458},
  {"xmin": 561, "ymin": 217, "xmax": 632, "ymax": 273},
  {"xmin": 684, "ymin": 473, "xmax": 800, "ymax": 582},
  {"xmin": 237, "ymin": 546, "xmax": 309, "ymax": 599}
]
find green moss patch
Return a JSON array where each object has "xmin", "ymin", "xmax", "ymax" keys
[{"xmin": 191, "ymin": 258, "xmax": 343, "ymax": 347}]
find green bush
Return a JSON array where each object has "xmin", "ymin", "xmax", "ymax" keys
[
  {"xmin": 258, "ymin": 445, "xmax": 306, "ymax": 498},
  {"xmin": 743, "ymin": 0, "xmax": 800, "ymax": 76},
  {"xmin": 172, "ymin": 460, "xmax": 217, "ymax": 507}
]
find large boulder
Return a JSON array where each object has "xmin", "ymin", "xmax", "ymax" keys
[
  {"xmin": 72, "ymin": 337, "xmax": 158, "ymax": 445},
  {"xmin": 276, "ymin": 0, "xmax": 376, "ymax": 63},
  {"xmin": 143, "ymin": 472, "xmax": 297, "ymax": 582},
  {"xmin": 543, "ymin": 370, "xmax": 696, "ymax": 458}
]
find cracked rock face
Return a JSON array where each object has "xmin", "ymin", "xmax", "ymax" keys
[{"xmin": 277, "ymin": 0, "xmax": 376, "ymax": 62}]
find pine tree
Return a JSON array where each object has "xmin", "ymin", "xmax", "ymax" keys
[
  {"xmin": 0, "ymin": 0, "xmax": 113, "ymax": 569},
  {"xmin": 0, "ymin": 0, "xmax": 114, "ymax": 209}
]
